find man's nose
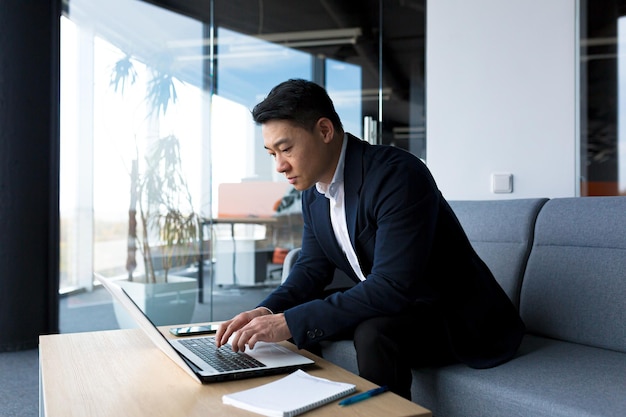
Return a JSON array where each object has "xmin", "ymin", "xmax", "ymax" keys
[{"xmin": 275, "ymin": 155, "xmax": 288, "ymax": 173}]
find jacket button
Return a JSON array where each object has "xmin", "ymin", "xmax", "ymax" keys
[{"xmin": 307, "ymin": 329, "xmax": 324, "ymax": 339}]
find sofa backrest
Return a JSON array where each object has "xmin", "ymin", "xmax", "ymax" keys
[
  {"xmin": 520, "ymin": 197, "xmax": 626, "ymax": 353},
  {"xmin": 449, "ymin": 198, "xmax": 548, "ymax": 308}
]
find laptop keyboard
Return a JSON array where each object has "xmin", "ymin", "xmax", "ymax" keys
[{"xmin": 178, "ymin": 337, "xmax": 266, "ymax": 372}]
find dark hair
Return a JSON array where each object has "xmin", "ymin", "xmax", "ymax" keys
[{"xmin": 252, "ymin": 79, "xmax": 344, "ymax": 134}]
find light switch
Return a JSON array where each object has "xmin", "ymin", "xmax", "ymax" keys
[{"xmin": 492, "ymin": 173, "xmax": 513, "ymax": 193}]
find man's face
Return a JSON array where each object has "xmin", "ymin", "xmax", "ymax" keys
[{"xmin": 263, "ymin": 119, "xmax": 336, "ymax": 191}]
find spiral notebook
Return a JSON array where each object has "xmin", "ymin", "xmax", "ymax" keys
[{"xmin": 222, "ymin": 369, "xmax": 356, "ymax": 417}]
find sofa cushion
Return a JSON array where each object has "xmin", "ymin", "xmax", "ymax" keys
[
  {"xmin": 322, "ymin": 335, "xmax": 626, "ymax": 417},
  {"xmin": 520, "ymin": 197, "xmax": 626, "ymax": 352},
  {"xmin": 411, "ymin": 335, "xmax": 626, "ymax": 417},
  {"xmin": 449, "ymin": 198, "xmax": 547, "ymax": 307}
]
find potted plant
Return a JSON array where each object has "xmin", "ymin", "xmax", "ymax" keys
[
  {"xmin": 108, "ymin": 54, "xmax": 201, "ymax": 327},
  {"xmin": 114, "ymin": 134, "xmax": 201, "ymax": 327}
]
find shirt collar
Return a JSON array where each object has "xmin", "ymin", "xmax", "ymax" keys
[{"xmin": 316, "ymin": 134, "xmax": 347, "ymax": 200}]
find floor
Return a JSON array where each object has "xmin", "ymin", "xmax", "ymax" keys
[{"xmin": 0, "ymin": 275, "xmax": 280, "ymax": 417}]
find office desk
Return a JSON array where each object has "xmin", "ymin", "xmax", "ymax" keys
[{"xmin": 39, "ymin": 327, "xmax": 431, "ymax": 417}]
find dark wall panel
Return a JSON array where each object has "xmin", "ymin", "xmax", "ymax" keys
[{"xmin": 0, "ymin": 0, "xmax": 60, "ymax": 351}]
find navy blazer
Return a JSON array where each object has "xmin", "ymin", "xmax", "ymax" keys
[{"xmin": 260, "ymin": 134, "xmax": 525, "ymax": 369}]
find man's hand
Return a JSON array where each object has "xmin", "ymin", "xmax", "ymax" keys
[{"xmin": 216, "ymin": 307, "xmax": 292, "ymax": 352}]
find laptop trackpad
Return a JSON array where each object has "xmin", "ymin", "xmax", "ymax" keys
[{"xmin": 247, "ymin": 342, "xmax": 313, "ymax": 366}]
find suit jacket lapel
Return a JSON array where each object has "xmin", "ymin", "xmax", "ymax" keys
[
  {"xmin": 343, "ymin": 134, "xmax": 365, "ymax": 249},
  {"xmin": 309, "ymin": 190, "xmax": 353, "ymax": 273},
  {"xmin": 309, "ymin": 192, "xmax": 334, "ymax": 248}
]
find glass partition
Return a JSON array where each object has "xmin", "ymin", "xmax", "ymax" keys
[{"xmin": 60, "ymin": 0, "xmax": 427, "ymax": 331}]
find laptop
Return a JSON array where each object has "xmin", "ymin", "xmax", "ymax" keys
[{"xmin": 95, "ymin": 274, "xmax": 314, "ymax": 384}]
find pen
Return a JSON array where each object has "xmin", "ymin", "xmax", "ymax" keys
[{"xmin": 338, "ymin": 385, "xmax": 389, "ymax": 406}]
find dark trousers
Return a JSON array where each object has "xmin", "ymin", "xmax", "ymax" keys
[{"xmin": 350, "ymin": 303, "xmax": 456, "ymax": 400}]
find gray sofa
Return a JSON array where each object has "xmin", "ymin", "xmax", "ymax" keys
[{"xmin": 282, "ymin": 197, "xmax": 626, "ymax": 417}]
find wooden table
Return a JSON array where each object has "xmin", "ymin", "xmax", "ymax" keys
[{"xmin": 39, "ymin": 327, "xmax": 431, "ymax": 417}]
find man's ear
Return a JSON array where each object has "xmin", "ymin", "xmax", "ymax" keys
[{"xmin": 316, "ymin": 117, "xmax": 335, "ymax": 143}]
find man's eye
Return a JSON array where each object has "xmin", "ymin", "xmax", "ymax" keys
[{"xmin": 280, "ymin": 147, "xmax": 291, "ymax": 153}]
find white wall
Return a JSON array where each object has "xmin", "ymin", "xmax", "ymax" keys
[{"xmin": 426, "ymin": 0, "xmax": 578, "ymax": 200}]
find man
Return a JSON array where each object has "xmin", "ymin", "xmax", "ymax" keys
[{"xmin": 216, "ymin": 79, "xmax": 525, "ymax": 399}]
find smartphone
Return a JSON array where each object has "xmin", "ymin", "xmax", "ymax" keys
[{"xmin": 169, "ymin": 324, "xmax": 220, "ymax": 337}]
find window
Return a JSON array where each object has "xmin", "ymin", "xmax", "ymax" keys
[{"xmin": 61, "ymin": 1, "xmax": 205, "ymax": 294}]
